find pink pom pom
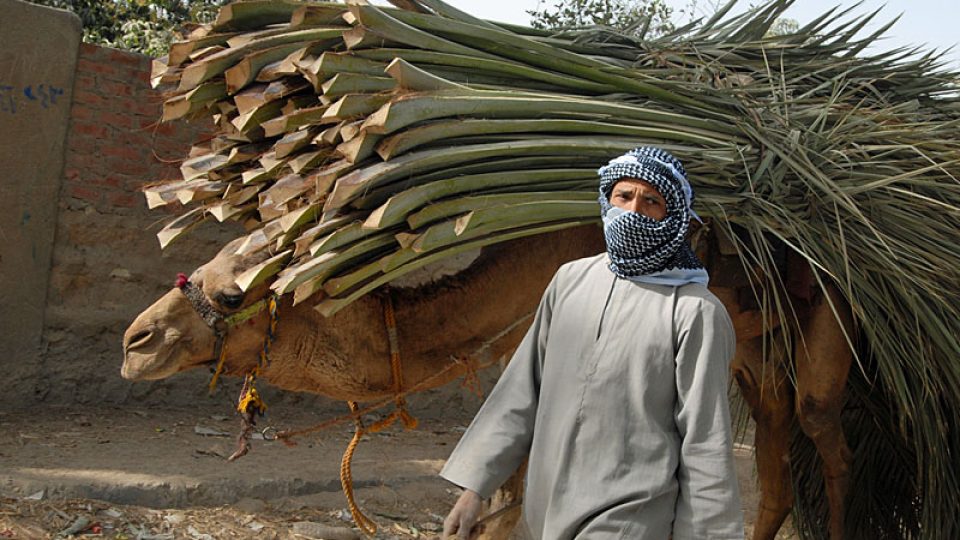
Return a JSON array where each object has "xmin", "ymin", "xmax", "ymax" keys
[{"xmin": 175, "ymin": 272, "xmax": 189, "ymax": 289}]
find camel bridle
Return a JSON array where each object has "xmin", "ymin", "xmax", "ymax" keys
[
  {"xmin": 173, "ymin": 273, "xmax": 275, "ymax": 391},
  {"xmin": 176, "ymin": 277, "xmax": 228, "ymax": 354}
]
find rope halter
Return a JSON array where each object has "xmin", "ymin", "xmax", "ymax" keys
[{"xmin": 173, "ymin": 272, "xmax": 274, "ymax": 394}]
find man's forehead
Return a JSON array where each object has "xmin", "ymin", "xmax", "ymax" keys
[{"xmin": 613, "ymin": 178, "xmax": 659, "ymax": 191}]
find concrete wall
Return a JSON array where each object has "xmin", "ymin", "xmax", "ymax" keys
[{"xmin": 0, "ymin": 0, "xmax": 82, "ymax": 404}]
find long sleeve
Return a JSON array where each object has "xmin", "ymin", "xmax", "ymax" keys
[
  {"xmin": 672, "ymin": 295, "xmax": 744, "ymax": 539},
  {"xmin": 439, "ymin": 272, "xmax": 558, "ymax": 499}
]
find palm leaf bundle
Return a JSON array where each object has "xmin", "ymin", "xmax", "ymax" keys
[{"xmin": 147, "ymin": 0, "xmax": 960, "ymax": 536}]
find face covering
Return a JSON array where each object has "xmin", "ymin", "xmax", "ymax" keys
[{"xmin": 597, "ymin": 147, "xmax": 709, "ymax": 286}]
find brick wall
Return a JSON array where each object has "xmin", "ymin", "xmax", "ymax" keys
[
  {"xmin": 62, "ymin": 44, "xmax": 199, "ymax": 212},
  {"xmin": 34, "ymin": 43, "xmax": 244, "ymax": 405},
  {"xmin": 19, "ymin": 42, "xmax": 491, "ymax": 415}
]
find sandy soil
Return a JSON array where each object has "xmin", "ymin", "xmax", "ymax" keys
[{"xmin": 0, "ymin": 404, "xmax": 797, "ymax": 539}]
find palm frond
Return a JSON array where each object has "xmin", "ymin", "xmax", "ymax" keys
[{"xmin": 146, "ymin": 1, "xmax": 960, "ymax": 536}]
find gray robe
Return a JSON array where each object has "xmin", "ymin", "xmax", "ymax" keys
[{"xmin": 440, "ymin": 254, "xmax": 744, "ymax": 539}]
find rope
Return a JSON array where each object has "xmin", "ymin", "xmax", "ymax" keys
[
  {"xmin": 237, "ymin": 373, "xmax": 266, "ymax": 415},
  {"xmin": 338, "ymin": 294, "xmax": 420, "ymax": 536},
  {"xmin": 207, "ymin": 296, "xmax": 273, "ymax": 394},
  {"xmin": 236, "ymin": 295, "xmax": 279, "ymax": 413},
  {"xmin": 207, "ymin": 340, "xmax": 229, "ymax": 394},
  {"xmin": 341, "ymin": 401, "xmax": 378, "ymax": 536},
  {"xmin": 250, "ymin": 295, "xmax": 279, "ymax": 379},
  {"xmin": 383, "ymin": 294, "xmax": 418, "ymax": 430},
  {"xmin": 275, "ymin": 311, "xmax": 536, "ymax": 442},
  {"xmin": 280, "ymin": 308, "xmax": 537, "ymax": 535},
  {"xmin": 455, "ymin": 355, "xmax": 485, "ymax": 398},
  {"xmin": 224, "ymin": 297, "xmax": 271, "ymax": 327},
  {"xmin": 476, "ymin": 501, "xmax": 523, "ymax": 528}
]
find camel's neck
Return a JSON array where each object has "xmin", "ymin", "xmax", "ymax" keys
[{"xmin": 229, "ymin": 225, "xmax": 605, "ymax": 401}]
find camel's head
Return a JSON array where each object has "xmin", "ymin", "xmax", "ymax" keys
[{"xmin": 121, "ymin": 238, "xmax": 272, "ymax": 381}]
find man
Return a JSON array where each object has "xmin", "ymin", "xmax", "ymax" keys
[{"xmin": 440, "ymin": 147, "xmax": 744, "ymax": 539}]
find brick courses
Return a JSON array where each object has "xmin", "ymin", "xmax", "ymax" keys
[
  {"xmin": 40, "ymin": 43, "xmax": 242, "ymax": 405},
  {"xmin": 59, "ymin": 43, "xmax": 207, "ymax": 216}
]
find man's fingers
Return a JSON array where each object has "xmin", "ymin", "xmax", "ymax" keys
[
  {"xmin": 442, "ymin": 514, "xmax": 459, "ymax": 539},
  {"xmin": 458, "ymin": 512, "xmax": 480, "ymax": 540},
  {"xmin": 457, "ymin": 518, "xmax": 472, "ymax": 540},
  {"xmin": 444, "ymin": 489, "xmax": 482, "ymax": 540}
]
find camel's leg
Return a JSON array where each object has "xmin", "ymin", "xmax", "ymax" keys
[
  {"xmin": 732, "ymin": 334, "xmax": 795, "ymax": 540},
  {"xmin": 795, "ymin": 286, "xmax": 854, "ymax": 540},
  {"xmin": 477, "ymin": 461, "xmax": 525, "ymax": 539}
]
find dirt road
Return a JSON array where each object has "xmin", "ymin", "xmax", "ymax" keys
[{"xmin": 0, "ymin": 404, "xmax": 796, "ymax": 539}]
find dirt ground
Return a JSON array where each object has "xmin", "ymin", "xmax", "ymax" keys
[{"xmin": 0, "ymin": 404, "xmax": 797, "ymax": 539}]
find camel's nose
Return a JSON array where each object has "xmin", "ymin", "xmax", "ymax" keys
[{"xmin": 124, "ymin": 324, "xmax": 155, "ymax": 352}]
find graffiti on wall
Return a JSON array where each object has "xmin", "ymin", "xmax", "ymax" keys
[{"xmin": 0, "ymin": 83, "xmax": 66, "ymax": 113}]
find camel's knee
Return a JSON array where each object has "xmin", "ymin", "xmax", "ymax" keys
[
  {"xmin": 753, "ymin": 492, "xmax": 794, "ymax": 540},
  {"xmin": 797, "ymin": 395, "xmax": 853, "ymax": 478},
  {"xmin": 759, "ymin": 496, "xmax": 794, "ymax": 514},
  {"xmin": 796, "ymin": 394, "xmax": 842, "ymax": 438},
  {"xmin": 734, "ymin": 365, "xmax": 792, "ymax": 427}
]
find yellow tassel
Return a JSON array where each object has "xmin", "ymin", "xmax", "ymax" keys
[{"xmin": 207, "ymin": 342, "xmax": 229, "ymax": 394}]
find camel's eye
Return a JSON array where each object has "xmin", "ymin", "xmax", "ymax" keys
[{"xmin": 215, "ymin": 292, "xmax": 244, "ymax": 310}]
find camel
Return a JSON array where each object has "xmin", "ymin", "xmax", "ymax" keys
[{"xmin": 122, "ymin": 223, "xmax": 854, "ymax": 540}]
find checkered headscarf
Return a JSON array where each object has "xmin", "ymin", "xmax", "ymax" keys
[{"xmin": 598, "ymin": 147, "xmax": 705, "ymax": 279}]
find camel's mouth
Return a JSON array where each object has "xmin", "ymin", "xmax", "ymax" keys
[{"xmin": 121, "ymin": 324, "xmax": 186, "ymax": 380}]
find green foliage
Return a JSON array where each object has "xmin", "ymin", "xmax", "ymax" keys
[
  {"xmin": 527, "ymin": 0, "xmax": 676, "ymax": 38},
  {"xmin": 25, "ymin": 0, "xmax": 225, "ymax": 56}
]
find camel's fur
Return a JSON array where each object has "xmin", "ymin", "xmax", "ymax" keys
[{"xmin": 123, "ymin": 224, "xmax": 853, "ymax": 540}]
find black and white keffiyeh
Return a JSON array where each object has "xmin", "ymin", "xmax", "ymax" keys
[{"xmin": 598, "ymin": 147, "xmax": 708, "ymax": 286}]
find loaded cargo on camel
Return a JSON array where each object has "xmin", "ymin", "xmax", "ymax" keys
[{"xmin": 122, "ymin": 1, "xmax": 960, "ymax": 538}]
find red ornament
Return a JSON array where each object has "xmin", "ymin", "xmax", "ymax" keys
[{"xmin": 175, "ymin": 272, "xmax": 189, "ymax": 288}]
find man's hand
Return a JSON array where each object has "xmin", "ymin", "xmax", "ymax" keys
[{"xmin": 442, "ymin": 489, "xmax": 483, "ymax": 539}]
